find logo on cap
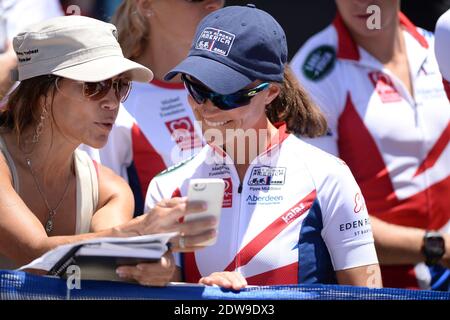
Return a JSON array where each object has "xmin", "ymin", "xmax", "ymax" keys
[{"xmin": 195, "ymin": 28, "xmax": 235, "ymax": 57}]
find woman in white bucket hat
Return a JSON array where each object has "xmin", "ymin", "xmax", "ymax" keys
[{"xmin": 0, "ymin": 15, "xmax": 217, "ymax": 286}]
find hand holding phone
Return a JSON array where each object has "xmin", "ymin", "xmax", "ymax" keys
[{"xmin": 185, "ymin": 178, "xmax": 225, "ymax": 246}]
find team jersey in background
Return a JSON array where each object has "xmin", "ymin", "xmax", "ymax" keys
[
  {"xmin": 291, "ymin": 13, "xmax": 450, "ymax": 290},
  {"xmin": 145, "ymin": 125, "xmax": 378, "ymax": 285},
  {"xmin": 80, "ymin": 80, "xmax": 203, "ymax": 215}
]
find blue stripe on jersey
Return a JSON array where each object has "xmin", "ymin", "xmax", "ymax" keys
[
  {"xmin": 127, "ymin": 161, "xmax": 145, "ymax": 217},
  {"xmin": 298, "ymin": 199, "xmax": 337, "ymax": 284},
  {"xmin": 429, "ymin": 265, "xmax": 450, "ymax": 291}
]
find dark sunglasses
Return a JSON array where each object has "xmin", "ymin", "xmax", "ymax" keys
[
  {"xmin": 83, "ymin": 78, "xmax": 132, "ymax": 102},
  {"xmin": 182, "ymin": 75, "xmax": 270, "ymax": 110},
  {"xmin": 56, "ymin": 77, "xmax": 132, "ymax": 102}
]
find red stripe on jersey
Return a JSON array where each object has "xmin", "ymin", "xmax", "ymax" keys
[
  {"xmin": 151, "ymin": 78, "xmax": 185, "ymax": 90},
  {"xmin": 380, "ymin": 265, "xmax": 420, "ymax": 290},
  {"xmin": 334, "ymin": 13, "xmax": 427, "ymax": 62},
  {"xmin": 338, "ymin": 94, "xmax": 397, "ymax": 214},
  {"xmin": 414, "ymin": 121, "xmax": 450, "ymax": 177},
  {"xmin": 265, "ymin": 123, "xmax": 290, "ymax": 152},
  {"xmin": 224, "ymin": 190, "xmax": 317, "ymax": 272},
  {"xmin": 443, "ymin": 78, "xmax": 450, "ymax": 101},
  {"xmin": 246, "ymin": 262, "xmax": 298, "ymax": 286},
  {"xmin": 333, "ymin": 13, "xmax": 360, "ymax": 61},
  {"xmin": 399, "ymin": 12, "xmax": 429, "ymax": 49},
  {"xmin": 131, "ymin": 124, "xmax": 167, "ymax": 199},
  {"xmin": 183, "ymin": 252, "xmax": 203, "ymax": 283},
  {"xmin": 338, "ymin": 94, "xmax": 450, "ymax": 231}
]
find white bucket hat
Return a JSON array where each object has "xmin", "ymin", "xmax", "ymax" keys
[{"xmin": 11, "ymin": 15, "xmax": 153, "ymax": 82}]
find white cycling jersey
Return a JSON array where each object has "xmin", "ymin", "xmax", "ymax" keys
[
  {"xmin": 291, "ymin": 13, "xmax": 450, "ymax": 289},
  {"xmin": 145, "ymin": 125, "xmax": 378, "ymax": 285},
  {"xmin": 81, "ymin": 80, "xmax": 203, "ymax": 214},
  {"xmin": 435, "ymin": 9, "xmax": 450, "ymax": 100}
]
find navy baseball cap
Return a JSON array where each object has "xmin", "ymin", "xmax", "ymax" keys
[{"xmin": 164, "ymin": 4, "xmax": 288, "ymax": 95}]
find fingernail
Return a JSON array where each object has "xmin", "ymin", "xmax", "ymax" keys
[{"xmin": 116, "ymin": 271, "xmax": 126, "ymax": 278}]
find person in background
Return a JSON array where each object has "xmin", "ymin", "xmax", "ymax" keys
[
  {"xmin": 80, "ymin": 0, "xmax": 225, "ymax": 216},
  {"xmin": 435, "ymin": 8, "xmax": 450, "ymax": 100},
  {"xmin": 0, "ymin": 16, "xmax": 217, "ymax": 287},
  {"xmin": 0, "ymin": 0, "xmax": 63, "ymax": 105},
  {"xmin": 291, "ymin": 0, "xmax": 450, "ymax": 290},
  {"xmin": 141, "ymin": 5, "xmax": 382, "ymax": 290}
]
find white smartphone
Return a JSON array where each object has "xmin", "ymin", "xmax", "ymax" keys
[{"xmin": 185, "ymin": 178, "xmax": 225, "ymax": 246}]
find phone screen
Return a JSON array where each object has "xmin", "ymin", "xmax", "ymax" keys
[{"xmin": 0, "ymin": 17, "xmax": 6, "ymax": 53}]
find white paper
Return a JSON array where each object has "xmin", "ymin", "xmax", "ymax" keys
[{"xmin": 19, "ymin": 232, "xmax": 178, "ymax": 272}]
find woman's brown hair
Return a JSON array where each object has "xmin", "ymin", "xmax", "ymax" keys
[
  {"xmin": 266, "ymin": 65, "xmax": 328, "ymax": 138},
  {"xmin": 0, "ymin": 75, "xmax": 56, "ymax": 143}
]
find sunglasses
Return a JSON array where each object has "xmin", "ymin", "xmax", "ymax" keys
[
  {"xmin": 184, "ymin": 0, "xmax": 205, "ymax": 2},
  {"xmin": 56, "ymin": 77, "xmax": 132, "ymax": 102},
  {"xmin": 182, "ymin": 75, "xmax": 270, "ymax": 110}
]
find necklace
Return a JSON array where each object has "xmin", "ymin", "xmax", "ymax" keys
[{"xmin": 25, "ymin": 157, "xmax": 73, "ymax": 235}]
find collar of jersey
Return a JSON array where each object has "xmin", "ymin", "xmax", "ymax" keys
[
  {"xmin": 333, "ymin": 12, "xmax": 429, "ymax": 62},
  {"xmin": 208, "ymin": 123, "xmax": 290, "ymax": 160}
]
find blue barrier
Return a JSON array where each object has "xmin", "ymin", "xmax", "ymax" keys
[{"xmin": 1, "ymin": 270, "xmax": 449, "ymax": 300}]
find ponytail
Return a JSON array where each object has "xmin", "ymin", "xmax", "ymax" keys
[{"xmin": 266, "ymin": 65, "xmax": 328, "ymax": 138}]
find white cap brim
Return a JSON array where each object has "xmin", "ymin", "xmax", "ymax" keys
[{"xmin": 52, "ymin": 55, "xmax": 153, "ymax": 83}]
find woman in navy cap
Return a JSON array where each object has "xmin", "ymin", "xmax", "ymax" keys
[{"xmin": 141, "ymin": 5, "xmax": 382, "ymax": 290}]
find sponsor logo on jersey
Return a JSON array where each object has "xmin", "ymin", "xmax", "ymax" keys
[
  {"xmin": 353, "ymin": 192, "xmax": 366, "ymax": 213},
  {"xmin": 165, "ymin": 117, "xmax": 202, "ymax": 151},
  {"xmin": 302, "ymin": 45, "xmax": 336, "ymax": 81},
  {"xmin": 368, "ymin": 71, "xmax": 402, "ymax": 103},
  {"xmin": 222, "ymin": 177, "xmax": 233, "ymax": 208},
  {"xmin": 246, "ymin": 194, "xmax": 284, "ymax": 206},
  {"xmin": 248, "ymin": 167, "xmax": 286, "ymax": 186},
  {"xmin": 195, "ymin": 27, "xmax": 235, "ymax": 57},
  {"xmin": 339, "ymin": 218, "xmax": 372, "ymax": 237},
  {"xmin": 282, "ymin": 202, "xmax": 308, "ymax": 224}
]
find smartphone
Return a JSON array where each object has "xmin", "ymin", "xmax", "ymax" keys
[
  {"xmin": 185, "ymin": 178, "xmax": 225, "ymax": 246},
  {"xmin": 0, "ymin": 18, "xmax": 6, "ymax": 53}
]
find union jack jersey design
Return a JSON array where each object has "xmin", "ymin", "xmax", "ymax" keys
[
  {"xmin": 291, "ymin": 13, "xmax": 450, "ymax": 289},
  {"xmin": 81, "ymin": 80, "xmax": 203, "ymax": 214},
  {"xmin": 145, "ymin": 125, "xmax": 378, "ymax": 285}
]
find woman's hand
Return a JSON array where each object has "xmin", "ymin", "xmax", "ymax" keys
[
  {"xmin": 115, "ymin": 251, "xmax": 176, "ymax": 286},
  {"xmin": 199, "ymin": 271, "xmax": 248, "ymax": 290},
  {"xmin": 119, "ymin": 197, "xmax": 218, "ymax": 251}
]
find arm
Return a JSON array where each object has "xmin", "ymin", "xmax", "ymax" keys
[
  {"xmin": 0, "ymin": 155, "xmax": 213, "ymax": 267},
  {"xmin": 336, "ymin": 264, "xmax": 382, "ymax": 288},
  {"xmin": 317, "ymin": 158, "xmax": 381, "ymax": 287},
  {"xmin": 371, "ymin": 216, "xmax": 450, "ymax": 268},
  {"xmin": 89, "ymin": 163, "xmax": 134, "ymax": 232}
]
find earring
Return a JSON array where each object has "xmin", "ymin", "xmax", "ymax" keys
[
  {"xmin": 145, "ymin": 9, "xmax": 154, "ymax": 17},
  {"xmin": 32, "ymin": 105, "xmax": 48, "ymax": 144}
]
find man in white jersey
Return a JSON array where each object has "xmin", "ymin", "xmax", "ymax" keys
[
  {"xmin": 435, "ymin": 9, "xmax": 450, "ymax": 100},
  {"xmin": 145, "ymin": 5, "xmax": 381, "ymax": 289},
  {"xmin": 80, "ymin": 0, "xmax": 224, "ymax": 215},
  {"xmin": 291, "ymin": 0, "xmax": 450, "ymax": 290}
]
